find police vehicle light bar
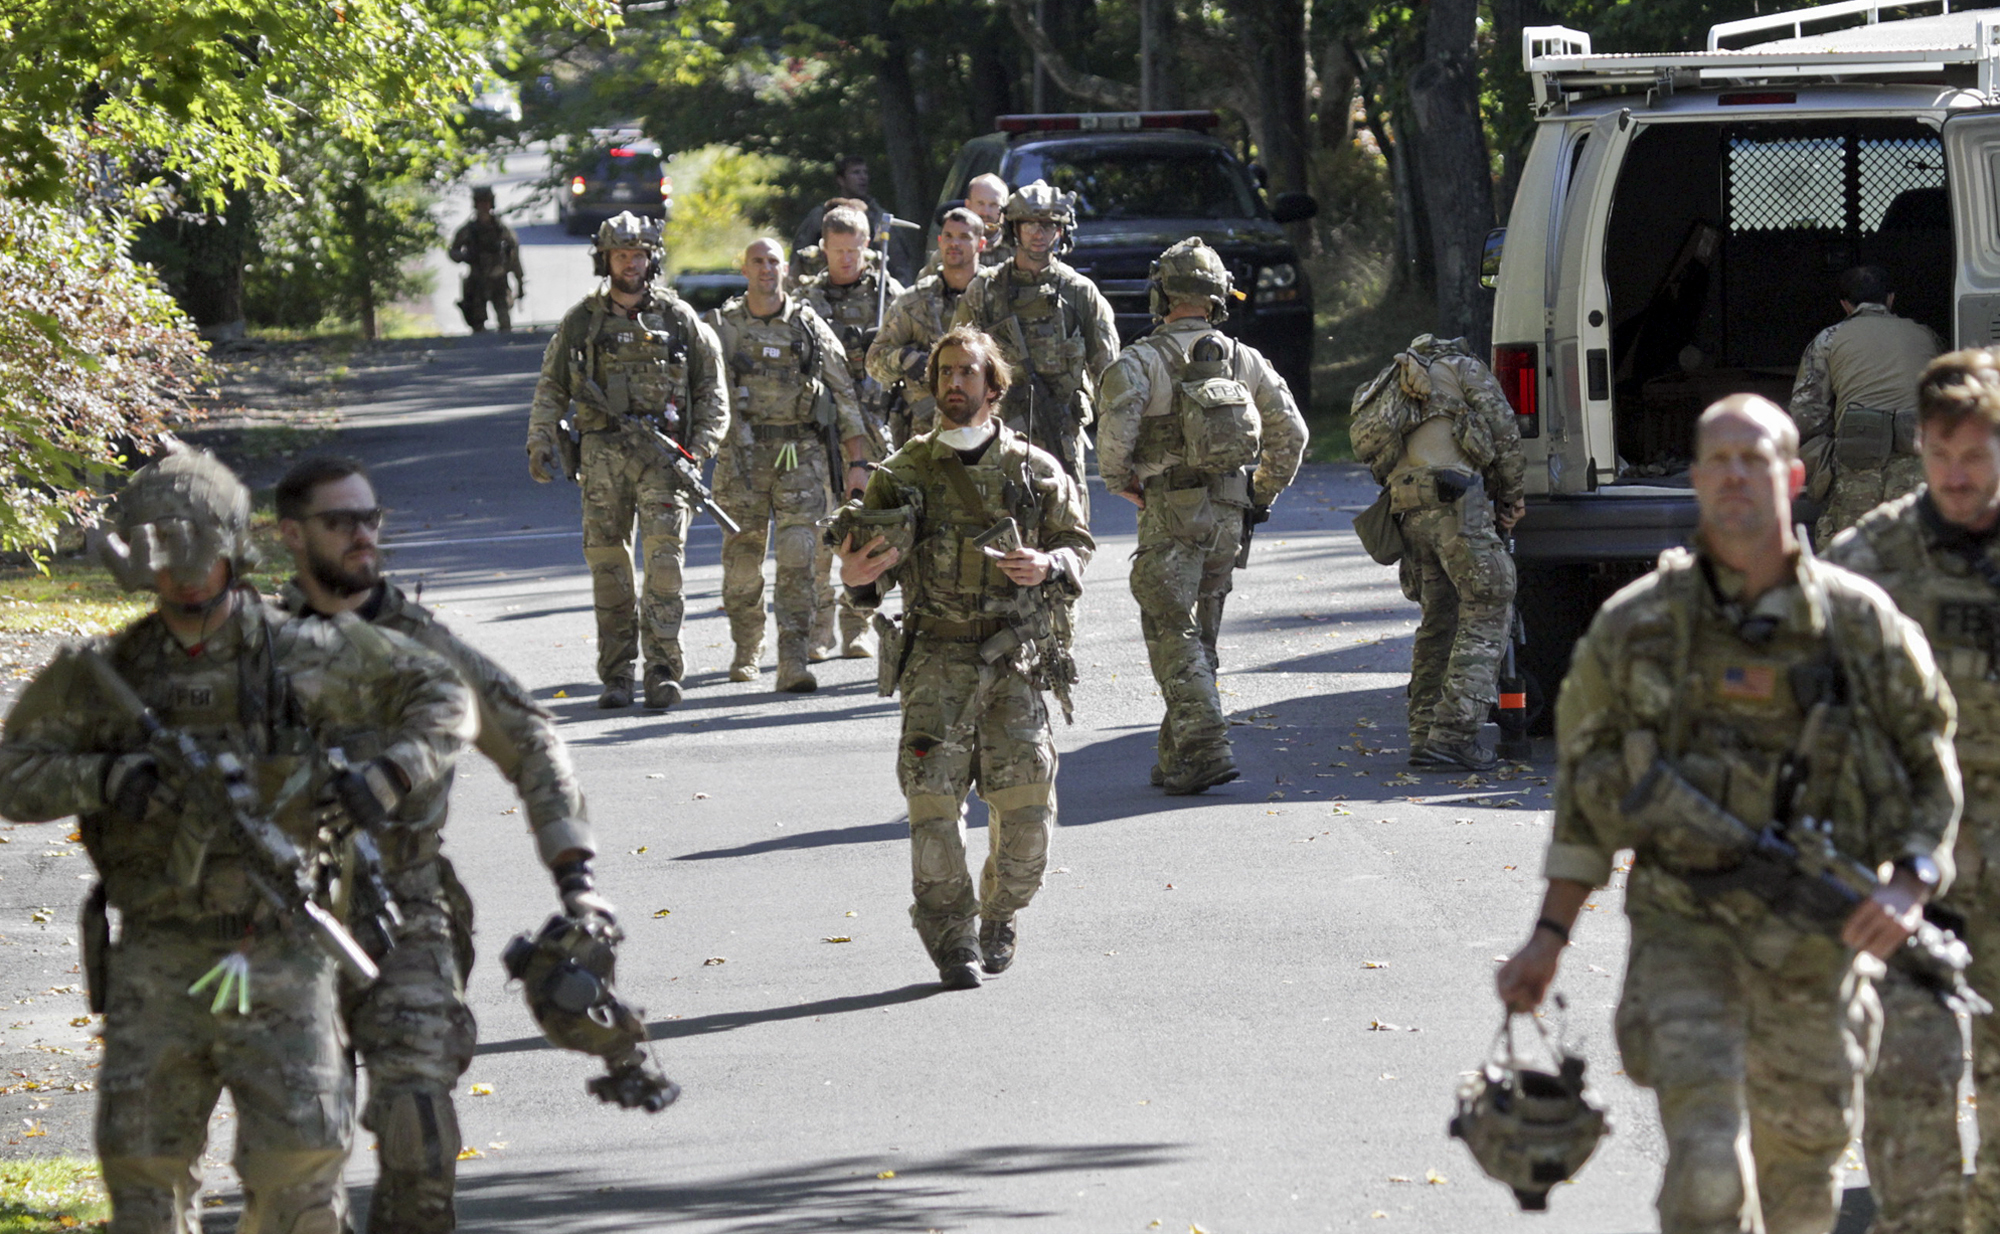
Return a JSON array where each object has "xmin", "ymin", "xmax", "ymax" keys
[{"xmin": 995, "ymin": 111, "xmax": 1220, "ymax": 134}]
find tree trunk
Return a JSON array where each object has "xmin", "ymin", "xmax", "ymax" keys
[
  {"xmin": 1317, "ymin": 39, "xmax": 1356, "ymax": 151},
  {"xmin": 1139, "ymin": 0, "xmax": 1178, "ymax": 109},
  {"xmin": 1405, "ymin": 0, "xmax": 1494, "ymax": 350},
  {"xmin": 1489, "ymin": 0, "xmax": 1553, "ymax": 214},
  {"xmin": 872, "ymin": 14, "xmax": 931, "ymax": 277},
  {"xmin": 172, "ymin": 191, "xmax": 250, "ymax": 340},
  {"xmin": 970, "ymin": 12, "xmax": 1017, "ymax": 133},
  {"xmin": 1003, "ymin": 0, "xmax": 1141, "ymax": 108},
  {"xmin": 342, "ymin": 181, "xmax": 378, "ymax": 341}
]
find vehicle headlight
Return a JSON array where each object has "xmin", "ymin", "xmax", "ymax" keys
[{"xmin": 1256, "ymin": 263, "xmax": 1298, "ymax": 292}]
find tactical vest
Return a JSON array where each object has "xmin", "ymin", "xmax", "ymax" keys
[
  {"xmin": 811, "ymin": 276, "xmax": 883, "ymax": 378},
  {"xmin": 1134, "ymin": 330, "xmax": 1259, "ymax": 476},
  {"xmin": 991, "ymin": 266, "xmax": 1088, "ymax": 399},
  {"xmin": 899, "ymin": 439, "xmax": 1045, "ymax": 624},
  {"xmin": 1859, "ymin": 508, "xmax": 2000, "ymax": 770},
  {"xmin": 572, "ymin": 300, "xmax": 693, "ymax": 435},
  {"xmin": 722, "ymin": 303, "xmax": 818, "ymax": 426},
  {"xmin": 81, "ymin": 612, "xmax": 321, "ymax": 924}
]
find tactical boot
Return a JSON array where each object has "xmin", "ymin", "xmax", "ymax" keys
[
  {"xmin": 808, "ymin": 604, "xmax": 837, "ymax": 663},
  {"xmin": 776, "ymin": 637, "xmax": 818, "ymax": 694},
  {"xmin": 643, "ymin": 666, "xmax": 683, "ymax": 709},
  {"xmin": 1426, "ymin": 738, "xmax": 1498, "ymax": 773},
  {"xmin": 938, "ymin": 945, "xmax": 982, "ymax": 991},
  {"xmin": 728, "ymin": 614, "xmax": 766, "ymax": 683},
  {"xmin": 840, "ymin": 610, "xmax": 873, "ymax": 659},
  {"xmin": 728, "ymin": 657, "xmax": 760, "ymax": 684},
  {"xmin": 1163, "ymin": 749, "xmax": 1239, "ymax": 796},
  {"xmin": 1408, "ymin": 744, "xmax": 1444, "ymax": 769},
  {"xmin": 597, "ymin": 677, "xmax": 634, "ymax": 709},
  {"xmin": 1149, "ymin": 764, "xmax": 1164, "ymax": 787},
  {"xmin": 978, "ymin": 918, "xmax": 1017, "ymax": 974}
]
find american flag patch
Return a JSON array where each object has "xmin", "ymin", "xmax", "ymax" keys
[{"xmin": 1718, "ymin": 664, "xmax": 1777, "ymax": 701}]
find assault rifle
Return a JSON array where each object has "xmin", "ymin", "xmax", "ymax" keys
[
  {"xmin": 570, "ymin": 372, "xmax": 740, "ymax": 535},
  {"xmin": 1621, "ymin": 717, "xmax": 1987, "ymax": 1015},
  {"xmin": 78, "ymin": 649, "xmax": 383, "ymax": 985}
]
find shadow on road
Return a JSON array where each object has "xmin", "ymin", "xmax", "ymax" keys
[
  {"xmin": 440, "ymin": 1141, "xmax": 1186, "ymax": 1232},
  {"xmin": 673, "ymin": 813, "xmax": 920, "ymax": 862},
  {"xmin": 473, "ymin": 983, "xmax": 944, "ymax": 1058}
]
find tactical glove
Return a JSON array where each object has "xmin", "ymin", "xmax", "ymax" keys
[
  {"xmin": 554, "ymin": 858, "xmax": 617, "ymax": 922},
  {"xmin": 104, "ymin": 753, "xmax": 164, "ymax": 825},
  {"xmin": 526, "ymin": 426, "xmax": 559, "ymax": 484},
  {"xmin": 333, "ymin": 758, "xmax": 407, "ymax": 830},
  {"xmin": 900, "ymin": 347, "xmax": 928, "ymax": 382}
]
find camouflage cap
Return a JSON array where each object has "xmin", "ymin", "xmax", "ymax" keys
[
  {"xmin": 94, "ymin": 445, "xmax": 257, "ymax": 592},
  {"xmin": 1004, "ymin": 180, "xmax": 1078, "ymax": 228},
  {"xmin": 1149, "ymin": 237, "xmax": 1233, "ymax": 321},
  {"xmin": 595, "ymin": 211, "xmax": 664, "ymax": 254}
]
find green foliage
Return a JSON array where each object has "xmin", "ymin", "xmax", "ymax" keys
[
  {"xmin": 0, "ymin": 1155, "xmax": 107, "ymax": 1231},
  {"xmin": 662, "ymin": 146, "xmax": 784, "ymax": 273},
  {"xmin": 0, "ymin": 0, "xmax": 621, "ymax": 211},
  {"xmin": 0, "ymin": 199, "xmax": 204, "ymax": 556}
]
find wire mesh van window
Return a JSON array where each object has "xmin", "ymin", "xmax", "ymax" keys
[{"xmin": 1726, "ymin": 131, "xmax": 1944, "ymax": 233}]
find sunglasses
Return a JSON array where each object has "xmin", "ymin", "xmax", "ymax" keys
[{"xmin": 305, "ymin": 507, "xmax": 386, "ymax": 534}]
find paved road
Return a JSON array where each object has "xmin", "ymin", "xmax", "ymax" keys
[
  {"xmin": 422, "ymin": 149, "xmax": 602, "ymax": 335},
  {"xmin": 0, "ymin": 332, "xmax": 1892, "ymax": 1231}
]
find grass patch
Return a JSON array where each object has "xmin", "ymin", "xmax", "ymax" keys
[{"xmin": 0, "ymin": 1156, "xmax": 107, "ymax": 1231}]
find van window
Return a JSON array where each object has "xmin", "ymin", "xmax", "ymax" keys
[{"xmin": 1601, "ymin": 118, "xmax": 1948, "ymax": 479}]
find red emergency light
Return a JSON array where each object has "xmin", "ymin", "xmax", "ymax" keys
[
  {"xmin": 609, "ymin": 146, "xmax": 639, "ymax": 157},
  {"xmin": 995, "ymin": 111, "xmax": 1220, "ymax": 135}
]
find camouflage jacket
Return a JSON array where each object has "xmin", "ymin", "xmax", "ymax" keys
[
  {"xmin": 528, "ymin": 286, "xmax": 728, "ymax": 459},
  {"xmin": 950, "ymin": 258, "xmax": 1120, "ymax": 423},
  {"xmin": 705, "ymin": 293, "xmax": 866, "ymax": 446},
  {"xmin": 448, "ymin": 216, "xmax": 523, "ymax": 284},
  {"xmin": 1787, "ymin": 303, "xmax": 1940, "ymax": 444},
  {"xmin": 0, "ymin": 593, "xmax": 472, "ymax": 924},
  {"xmin": 921, "ymin": 242, "xmax": 1010, "ymax": 277},
  {"xmin": 1094, "ymin": 317, "xmax": 1310, "ymax": 507},
  {"xmin": 847, "ymin": 423, "xmax": 1094, "ymax": 633},
  {"xmin": 798, "ymin": 268, "xmax": 905, "ymax": 453},
  {"xmin": 280, "ymin": 580, "xmax": 593, "ymax": 869},
  {"xmin": 865, "ymin": 272, "xmax": 975, "ymax": 437},
  {"xmin": 1546, "ymin": 543, "xmax": 1959, "ymax": 925}
]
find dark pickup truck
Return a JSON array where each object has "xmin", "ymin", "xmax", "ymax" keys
[{"xmin": 932, "ymin": 112, "xmax": 1317, "ymax": 404}]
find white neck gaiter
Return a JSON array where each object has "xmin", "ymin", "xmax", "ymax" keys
[{"xmin": 937, "ymin": 419, "xmax": 997, "ymax": 452}]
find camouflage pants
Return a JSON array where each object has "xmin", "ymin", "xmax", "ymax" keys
[
  {"xmin": 897, "ymin": 641, "xmax": 1056, "ymax": 963},
  {"xmin": 811, "ymin": 542, "xmax": 870, "ymax": 655},
  {"xmin": 98, "ymin": 922, "xmax": 351, "ymax": 1234},
  {"xmin": 714, "ymin": 441, "xmax": 832, "ymax": 663},
  {"xmin": 457, "ymin": 274, "xmax": 511, "ymax": 333},
  {"xmin": 580, "ymin": 431, "xmax": 690, "ymax": 685},
  {"xmin": 1130, "ymin": 486, "xmax": 1243, "ymax": 777},
  {"xmin": 1616, "ymin": 915, "xmax": 1865, "ymax": 1234},
  {"xmin": 1816, "ymin": 456, "xmax": 1923, "ymax": 543},
  {"xmin": 346, "ymin": 857, "xmax": 477, "ymax": 1234},
  {"xmin": 1860, "ymin": 962, "xmax": 1966, "ymax": 1234},
  {"xmin": 1401, "ymin": 497, "xmax": 1515, "ymax": 748}
]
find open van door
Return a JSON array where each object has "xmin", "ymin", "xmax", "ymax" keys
[
  {"xmin": 1547, "ymin": 109, "xmax": 1634, "ymax": 494},
  {"xmin": 1945, "ymin": 111, "xmax": 2000, "ymax": 349}
]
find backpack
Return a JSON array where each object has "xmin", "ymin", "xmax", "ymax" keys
[
  {"xmin": 1349, "ymin": 352, "xmax": 1432, "ymax": 484},
  {"xmin": 1174, "ymin": 333, "xmax": 1260, "ymax": 473}
]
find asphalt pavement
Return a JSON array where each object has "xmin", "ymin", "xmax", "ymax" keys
[{"xmin": 0, "ymin": 331, "xmax": 1892, "ymax": 1231}]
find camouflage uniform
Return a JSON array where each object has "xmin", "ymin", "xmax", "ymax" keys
[
  {"xmin": 1096, "ymin": 317, "xmax": 1307, "ymax": 786},
  {"xmin": 1548, "ymin": 542, "xmax": 1960, "ymax": 1234},
  {"xmin": 866, "ymin": 272, "xmax": 973, "ymax": 447},
  {"xmin": 281, "ymin": 580, "xmax": 593, "ymax": 1234},
  {"xmin": 1788, "ymin": 303, "xmax": 1939, "ymax": 541},
  {"xmin": 792, "ymin": 198, "xmax": 917, "ymax": 283},
  {"xmin": 527, "ymin": 286, "xmax": 728, "ymax": 695},
  {"xmin": 1828, "ymin": 488, "xmax": 2000, "ymax": 1234},
  {"xmin": 845, "ymin": 424, "xmax": 1093, "ymax": 970},
  {"xmin": 787, "ymin": 244, "xmax": 883, "ymax": 293},
  {"xmin": 951, "ymin": 259, "xmax": 1119, "ymax": 492},
  {"xmin": 448, "ymin": 215, "xmax": 523, "ymax": 333},
  {"xmin": 705, "ymin": 293, "xmax": 864, "ymax": 683},
  {"xmin": 1377, "ymin": 339, "xmax": 1525, "ymax": 756},
  {"xmin": 801, "ymin": 268, "xmax": 903, "ymax": 658},
  {"xmin": 0, "ymin": 598, "xmax": 472, "ymax": 1234}
]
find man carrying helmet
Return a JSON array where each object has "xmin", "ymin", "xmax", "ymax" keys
[
  {"xmin": 0, "ymin": 448, "xmax": 472, "ymax": 1234},
  {"xmin": 448, "ymin": 185, "xmax": 524, "ymax": 333},
  {"xmin": 526, "ymin": 211, "xmax": 728, "ymax": 710},
  {"xmin": 1095, "ymin": 238, "xmax": 1309, "ymax": 795},
  {"xmin": 951, "ymin": 180, "xmax": 1119, "ymax": 493}
]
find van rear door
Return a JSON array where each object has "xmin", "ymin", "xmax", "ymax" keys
[
  {"xmin": 1945, "ymin": 111, "xmax": 2000, "ymax": 349},
  {"xmin": 1548, "ymin": 110, "xmax": 1633, "ymax": 494}
]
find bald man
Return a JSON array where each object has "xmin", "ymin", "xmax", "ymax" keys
[
  {"xmin": 1498, "ymin": 394, "xmax": 1960, "ymax": 1233},
  {"xmin": 964, "ymin": 174, "xmax": 1012, "ymax": 268}
]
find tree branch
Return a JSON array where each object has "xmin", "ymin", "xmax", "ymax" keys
[{"xmin": 1000, "ymin": 0, "xmax": 1141, "ymax": 109}]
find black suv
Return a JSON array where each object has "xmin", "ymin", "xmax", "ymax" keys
[
  {"xmin": 558, "ymin": 140, "xmax": 669, "ymax": 237},
  {"xmin": 933, "ymin": 112, "xmax": 1317, "ymax": 403}
]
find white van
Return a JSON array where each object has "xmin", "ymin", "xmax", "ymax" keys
[{"xmin": 1487, "ymin": 0, "xmax": 2000, "ymax": 702}]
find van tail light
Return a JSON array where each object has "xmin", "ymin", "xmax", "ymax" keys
[
  {"xmin": 1492, "ymin": 343, "xmax": 1540, "ymax": 439},
  {"xmin": 569, "ymin": 175, "xmax": 586, "ymax": 197}
]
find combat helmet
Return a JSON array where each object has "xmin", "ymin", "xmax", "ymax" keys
[
  {"xmin": 93, "ymin": 444, "xmax": 257, "ymax": 593},
  {"xmin": 1149, "ymin": 237, "xmax": 1235, "ymax": 322},
  {"xmin": 502, "ymin": 911, "xmax": 680, "ymax": 1113},
  {"xmin": 471, "ymin": 184, "xmax": 496, "ymax": 207},
  {"xmin": 591, "ymin": 210, "xmax": 665, "ymax": 279},
  {"xmin": 1004, "ymin": 180, "xmax": 1079, "ymax": 255},
  {"xmin": 1449, "ymin": 1005, "xmax": 1608, "ymax": 1211}
]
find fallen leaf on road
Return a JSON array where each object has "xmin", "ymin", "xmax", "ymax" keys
[
  {"xmin": 652, "ymin": 909, "xmax": 671, "ymax": 918},
  {"xmin": 693, "ymin": 792, "xmax": 709, "ymax": 800},
  {"xmin": 488, "ymin": 1142, "xmax": 508, "ymax": 1150},
  {"xmin": 1503, "ymin": 864, "xmax": 1518, "ymax": 871},
  {"xmin": 630, "ymin": 846, "xmax": 648, "ymax": 855},
  {"xmin": 1361, "ymin": 961, "xmax": 1388, "ymax": 969},
  {"xmin": 468, "ymin": 1083, "xmax": 493, "ymax": 1096},
  {"xmin": 876, "ymin": 1170, "xmax": 896, "ymax": 1179},
  {"xmin": 1370, "ymin": 1211, "xmax": 1388, "ymax": 1219},
  {"xmin": 457, "ymin": 1147, "xmax": 483, "ymax": 1160},
  {"xmin": 1192, "ymin": 1225, "xmax": 1209, "ymax": 1234},
  {"xmin": 553, "ymin": 690, "xmax": 568, "ymax": 698},
  {"xmin": 1425, "ymin": 1168, "xmax": 1448, "ymax": 1185},
  {"xmin": 703, "ymin": 957, "xmax": 726, "ymax": 965},
  {"xmin": 65, "ymin": 831, "xmax": 79, "ymax": 843},
  {"xmin": 1388, "ymin": 1175, "xmax": 1410, "ymax": 1183},
  {"xmin": 645, "ymin": 773, "xmax": 664, "ymax": 780},
  {"xmin": 22, "ymin": 1121, "xmax": 44, "ymax": 1138},
  {"xmin": 68, "ymin": 1016, "xmax": 91, "ymax": 1027},
  {"xmin": 1369, "ymin": 1020, "xmax": 1419, "ymax": 1032},
  {"xmin": 1164, "ymin": 883, "xmax": 1175, "ymax": 890},
  {"xmin": 822, "ymin": 936, "xmax": 853, "ymax": 944},
  {"xmin": 29, "ymin": 909, "xmax": 51, "ymax": 924}
]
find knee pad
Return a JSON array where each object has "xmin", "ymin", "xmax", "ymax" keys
[
  {"xmin": 995, "ymin": 806, "xmax": 1052, "ymax": 862},
  {"xmin": 583, "ymin": 546, "xmax": 632, "ymax": 573},
  {"xmin": 234, "ymin": 1148, "xmax": 349, "ymax": 1234},
  {"xmin": 366, "ymin": 1088, "xmax": 460, "ymax": 1180},
  {"xmin": 101, "ymin": 1152, "xmax": 201, "ymax": 1197}
]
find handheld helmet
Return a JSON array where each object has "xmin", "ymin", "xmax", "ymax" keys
[
  {"xmin": 502, "ymin": 912, "xmax": 680, "ymax": 1113},
  {"xmin": 592, "ymin": 211, "xmax": 665, "ymax": 280},
  {"xmin": 1449, "ymin": 1009, "xmax": 1608, "ymax": 1211},
  {"xmin": 1004, "ymin": 180, "xmax": 1078, "ymax": 257},
  {"xmin": 93, "ymin": 445, "xmax": 257, "ymax": 593},
  {"xmin": 1148, "ymin": 237, "xmax": 1234, "ymax": 322}
]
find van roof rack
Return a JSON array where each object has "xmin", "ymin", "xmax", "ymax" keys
[{"xmin": 1524, "ymin": 0, "xmax": 2000, "ymax": 109}]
